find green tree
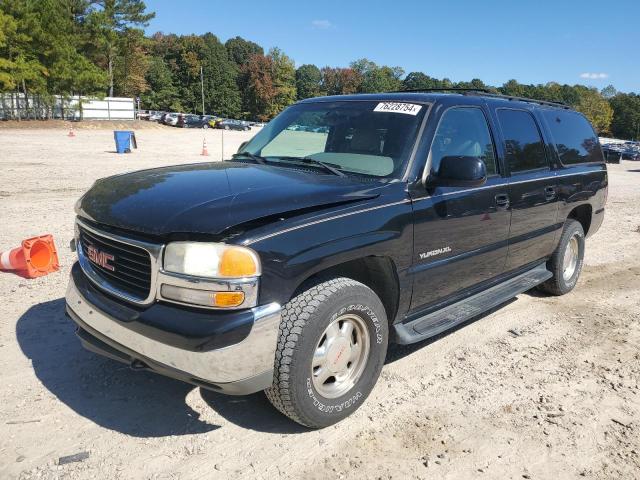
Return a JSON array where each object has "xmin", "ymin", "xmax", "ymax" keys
[
  {"xmin": 113, "ymin": 28, "xmax": 149, "ymax": 97},
  {"xmin": 609, "ymin": 93, "xmax": 640, "ymax": 140},
  {"xmin": 0, "ymin": 9, "xmax": 17, "ymax": 89},
  {"xmin": 242, "ymin": 53, "xmax": 275, "ymax": 121},
  {"xmin": 350, "ymin": 58, "xmax": 403, "ymax": 93},
  {"xmin": 402, "ymin": 72, "xmax": 438, "ymax": 90},
  {"xmin": 320, "ymin": 67, "xmax": 361, "ymax": 95},
  {"xmin": 268, "ymin": 47, "xmax": 296, "ymax": 116},
  {"xmin": 295, "ymin": 64, "xmax": 321, "ymax": 99},
  {"xmin": 201, "ymin": 33, "xmax": 241, "ymax": 117},
  {"xmin": 85, "ymin": 0, "xmax": 154, "ymax": 96},
  {"xmin": 140, "ymin": 56, "xmax": 180, "ymax": 110},
  {"xmin": 225, "ymin": 36, "xmax": 263, "ymax": 66},
  {"xmin": 500, "ymin": 79, "xmax": 527, "ymax": 97},
  {"xmin": 575, "ymin": 87, "xmax": 613, "ymax": 134},
  {"xmin": 601, "ymin": 84, "xmax": 617, "ymax": 99}
]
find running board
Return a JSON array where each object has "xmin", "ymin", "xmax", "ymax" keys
[{"xmin": 394, "ymin": 263, "xmax": 552, "ymax": 345}]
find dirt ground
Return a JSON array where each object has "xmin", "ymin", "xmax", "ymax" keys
[{"xmin": 0, "ymin": 126, "xmax": 638, "ymax": 480}]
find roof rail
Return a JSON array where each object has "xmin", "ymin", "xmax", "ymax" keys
[
  {"xmin": 394, "ymin": 88, "xmax": 572, "ymax": 110},
  {"xmin": 395, "ymin": 87, "xmax": 492, "ymax": 94},
  {"xmin": 465, "ymin": 91, "xmax": 572, "ymax": 109}
]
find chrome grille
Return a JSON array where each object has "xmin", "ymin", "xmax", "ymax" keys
[{"xmin": 78, "ymin": 224, "xmax": 152, "ymax": 300}]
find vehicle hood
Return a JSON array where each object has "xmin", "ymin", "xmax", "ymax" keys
[{"xmin": 76, "ymin": 161, "xmax": 383, "ymax": 237}]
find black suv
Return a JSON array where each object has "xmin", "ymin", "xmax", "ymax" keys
[{"xmin": 66, "ymin": 91, "xmax": 607, "ymax": 428}]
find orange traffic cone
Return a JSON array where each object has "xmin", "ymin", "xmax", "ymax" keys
[
  {"xmin": 68, "ymin": 124, "xmax": 75, "ymax": 137},
  {"xmin": 0, "ymin": 235, "xmax": 60, "ymax": 278},
  {"xmin": 201, "ymin": 138, "xmax": 209, "ymax": 156}
]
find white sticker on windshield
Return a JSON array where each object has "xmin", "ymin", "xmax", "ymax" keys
[{"xmin": 374, "ymin": 102, "xmax": 422, "ymax": 115}]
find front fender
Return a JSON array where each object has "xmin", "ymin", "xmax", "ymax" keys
[{"xmin": 245, "ymin": 195, "xmax": 414, "ymax": 313}]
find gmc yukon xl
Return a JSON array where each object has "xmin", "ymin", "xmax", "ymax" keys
[{"xmin": 66, "ymin": 91, "xmax": 607, "ymax": 428}]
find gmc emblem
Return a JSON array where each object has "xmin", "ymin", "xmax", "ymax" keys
[{"xmin": 86, "ymin": 244, "xmax": 115, "ymax": 271}]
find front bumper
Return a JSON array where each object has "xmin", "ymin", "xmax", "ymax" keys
[{"xmin": 65, "ymin": 264, "xmax": 282, "ymax": 395}]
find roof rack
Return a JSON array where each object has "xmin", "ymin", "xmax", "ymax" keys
[
  {"xmin": 398, "ymin": 88, "xmax": 492, "ymax": 94},
  {"xmin": 466, "ymin": 91, "xmax": 571, "ymax": 109},
  {"xmin": 393, "ymin": 88, "xmax": 572, "ymax": 110}
]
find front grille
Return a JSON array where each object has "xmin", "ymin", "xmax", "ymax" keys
[{"xmin": 78, "ymin": 225, "xmax": 152, "ymax": 300}]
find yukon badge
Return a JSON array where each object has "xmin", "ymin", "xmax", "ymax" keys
[
  {"xmin": 419, "ymin": 246, "xmax": 452, "ymax": 260},
  {"xmin": 86, "ymin": 244, "xmax": 116, "ymax": 271}
]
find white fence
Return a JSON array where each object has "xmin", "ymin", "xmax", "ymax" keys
[{"xmin": 0, "ymin": 93, "xmax": 135, "ymax": 120}]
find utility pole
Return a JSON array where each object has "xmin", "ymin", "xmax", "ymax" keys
[{"xmin": 200, "ymin": 65, "xmax": 205, "ymax": 116}]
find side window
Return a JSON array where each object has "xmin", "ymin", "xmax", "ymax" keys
[
  {"xmin": 430, "ymin": 107, "xmax": 497, "ymax": 176},
  {"xmin": 497, "ymin": 109, "xmax": 548, "ymax": 173},
  {"xmin": 542, "ymin": 110, "xmax": 603, "ymax": 164}
]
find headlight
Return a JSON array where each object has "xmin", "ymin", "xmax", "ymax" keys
[{"xmin": 163, "ymin": 242, "xmax": 261, "ymax": 278}]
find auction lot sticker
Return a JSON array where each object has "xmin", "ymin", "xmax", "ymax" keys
[{"xmin": 374, "ymin": 102, "xmax": 422, "ymax": 115}]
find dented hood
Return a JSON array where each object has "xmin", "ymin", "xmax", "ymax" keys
[{"xmin": 76, "ymin": 161, "xmax": 382, "ymax": 237}]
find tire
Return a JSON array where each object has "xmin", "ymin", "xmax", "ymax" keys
[
  {"xmin": 202, "ymin": 124, "xmax": 209, "ymax": 129},
  {"xmin": 224, "ymin": 125, "xmax": 230, "ymax": 130},
  {"xmin": 265, "ymin": 277, "xmax": 388, "ymax": 428},
  {"xmin": 538, "ymin": 219, "xmax": 585, "ymax": 295}
]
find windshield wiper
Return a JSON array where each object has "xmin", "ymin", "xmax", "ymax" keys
[
  {"xmin": 272, "ymin": 156, "xmax": 346, "ymax": 177},
  {"xmin": 231, "ymin": 152, "xmax": 268, "ymax": 165}
]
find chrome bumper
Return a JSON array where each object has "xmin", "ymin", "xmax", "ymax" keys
[{"xmin": 65, "ymin": 275, "xmax": 281, "ymax": 393}]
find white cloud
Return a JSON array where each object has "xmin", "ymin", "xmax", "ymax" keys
[
  {"xmin": 580, "ymin": 72, "xmax": 609, "ymax": 80},
  {"xmin": 311, "ymin": 19, "xmax": 332, "ymax": 29}
]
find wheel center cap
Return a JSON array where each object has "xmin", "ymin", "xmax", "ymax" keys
[{"xmin": 327, "ymin": 337, "xmax": 351, "ymax": 374}]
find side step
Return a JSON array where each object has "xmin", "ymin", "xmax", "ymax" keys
[{"xmin": 394, "ymin": 263, "xmax": 552, "ymax": 345}]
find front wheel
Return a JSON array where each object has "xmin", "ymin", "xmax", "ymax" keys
[
  {"xmin": 265, "ymin": 277, "xmax": 388, "ymax": 428},
  {"xmin": 539, "ymin": 219, "xmax": 585, "ymax": 295}
]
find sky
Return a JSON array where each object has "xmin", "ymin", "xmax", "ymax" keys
[{"xmin": 144, "ymin": 0, "xmax": 638, "ymax": 93}]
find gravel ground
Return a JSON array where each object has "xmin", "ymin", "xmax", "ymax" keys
[{"xmin": 0, "ymin": 127, "xmax": 638, "ymax": 480}]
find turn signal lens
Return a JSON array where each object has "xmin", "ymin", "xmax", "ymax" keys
[
  {"xmin": 213, "ymin": 291, "xmax": 245, "ymax": 307},
  {"xmin": 219, "ymin": 248, "xmax": 258, "ymax": 277},
  {"xmin": 160, "ymin": 284, "xmax": 246, "ymax": 308}
]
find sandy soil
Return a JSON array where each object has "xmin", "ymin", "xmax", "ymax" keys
[{"xmin": 0, "ymin": 128, "xmax": 638, "ymax": 480}]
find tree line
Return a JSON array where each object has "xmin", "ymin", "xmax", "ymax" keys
[{"xmin": 1, "ymin": 0, "xmax": 638, "ymax": 139}]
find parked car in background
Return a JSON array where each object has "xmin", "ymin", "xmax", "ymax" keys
[
  {"xmin": 163, "ymin": 113, "xmax": 180, "ymax": 126},
  {"xmin": 216, "ymin": 119, "xmax": 251, "ymax": 131},
  {"xmin": 149, "ymin": 111, "xmax": 164, "ymax": 122},
  {"xmin": 177, "ymin": 114, "xmax": 198, "ymax": 128},
  {"xmin": 185, "ymin": 115, "xmax": 214, "ymax": 129}
]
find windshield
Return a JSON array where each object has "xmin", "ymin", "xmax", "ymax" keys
[{"xmin": 238, "ymin": 100, "xmax": 428, "ymax": 178}]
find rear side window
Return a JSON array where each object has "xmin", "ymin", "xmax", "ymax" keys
[
  {"xmin": 497, "ymin": 109, "xmax": 548, "ymax": 173},
  {"xmin": 542, "ymin": 110, "xmax": 603, "ymax": 164}
]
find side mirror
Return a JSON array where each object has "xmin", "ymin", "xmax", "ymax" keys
[
  {"xmin": 237, "ymin": 141, "xmax": 249, "ymax": 153},
  {"xmin": 428, "ymin": 156, "xmax": 487, "ymax": 187}
]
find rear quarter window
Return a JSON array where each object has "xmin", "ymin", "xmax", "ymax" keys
[{"xmin": 542, "ymin": 110, "xmax": 604, "ymax": 164}]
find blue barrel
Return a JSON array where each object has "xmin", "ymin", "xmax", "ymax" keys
[{"xmin": 113, "ymin": 131, "xmax": 136, "ymax": 154}]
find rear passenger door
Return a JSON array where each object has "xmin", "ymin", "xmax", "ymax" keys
[
  {"xmin": 495, "ymin": 108, "xmax": 559, "ymax": 271},
  {"xmin": 409, "ymin": 106, "xmax": 511, "ymax": 311}
]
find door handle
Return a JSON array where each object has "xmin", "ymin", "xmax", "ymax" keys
[
  {"xmin": 544, "ymin": 186, "xmax": 556, "ymax": 200},
  {"xmin": 495, "ymin": 193, "xmax": 510, "ymax": 210}
]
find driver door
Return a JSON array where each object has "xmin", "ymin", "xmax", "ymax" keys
[{"xmin": 409, "ymin": 106, "xmax": 511, "ymax": 311}]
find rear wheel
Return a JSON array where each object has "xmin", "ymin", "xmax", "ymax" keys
[
  {"xmin": 539, "ymin": 219, "xmax": 585, "ymax": 295},
  {"xmin": 265, "ymin": 277, "xmax": 388, "ymax": 428}
]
